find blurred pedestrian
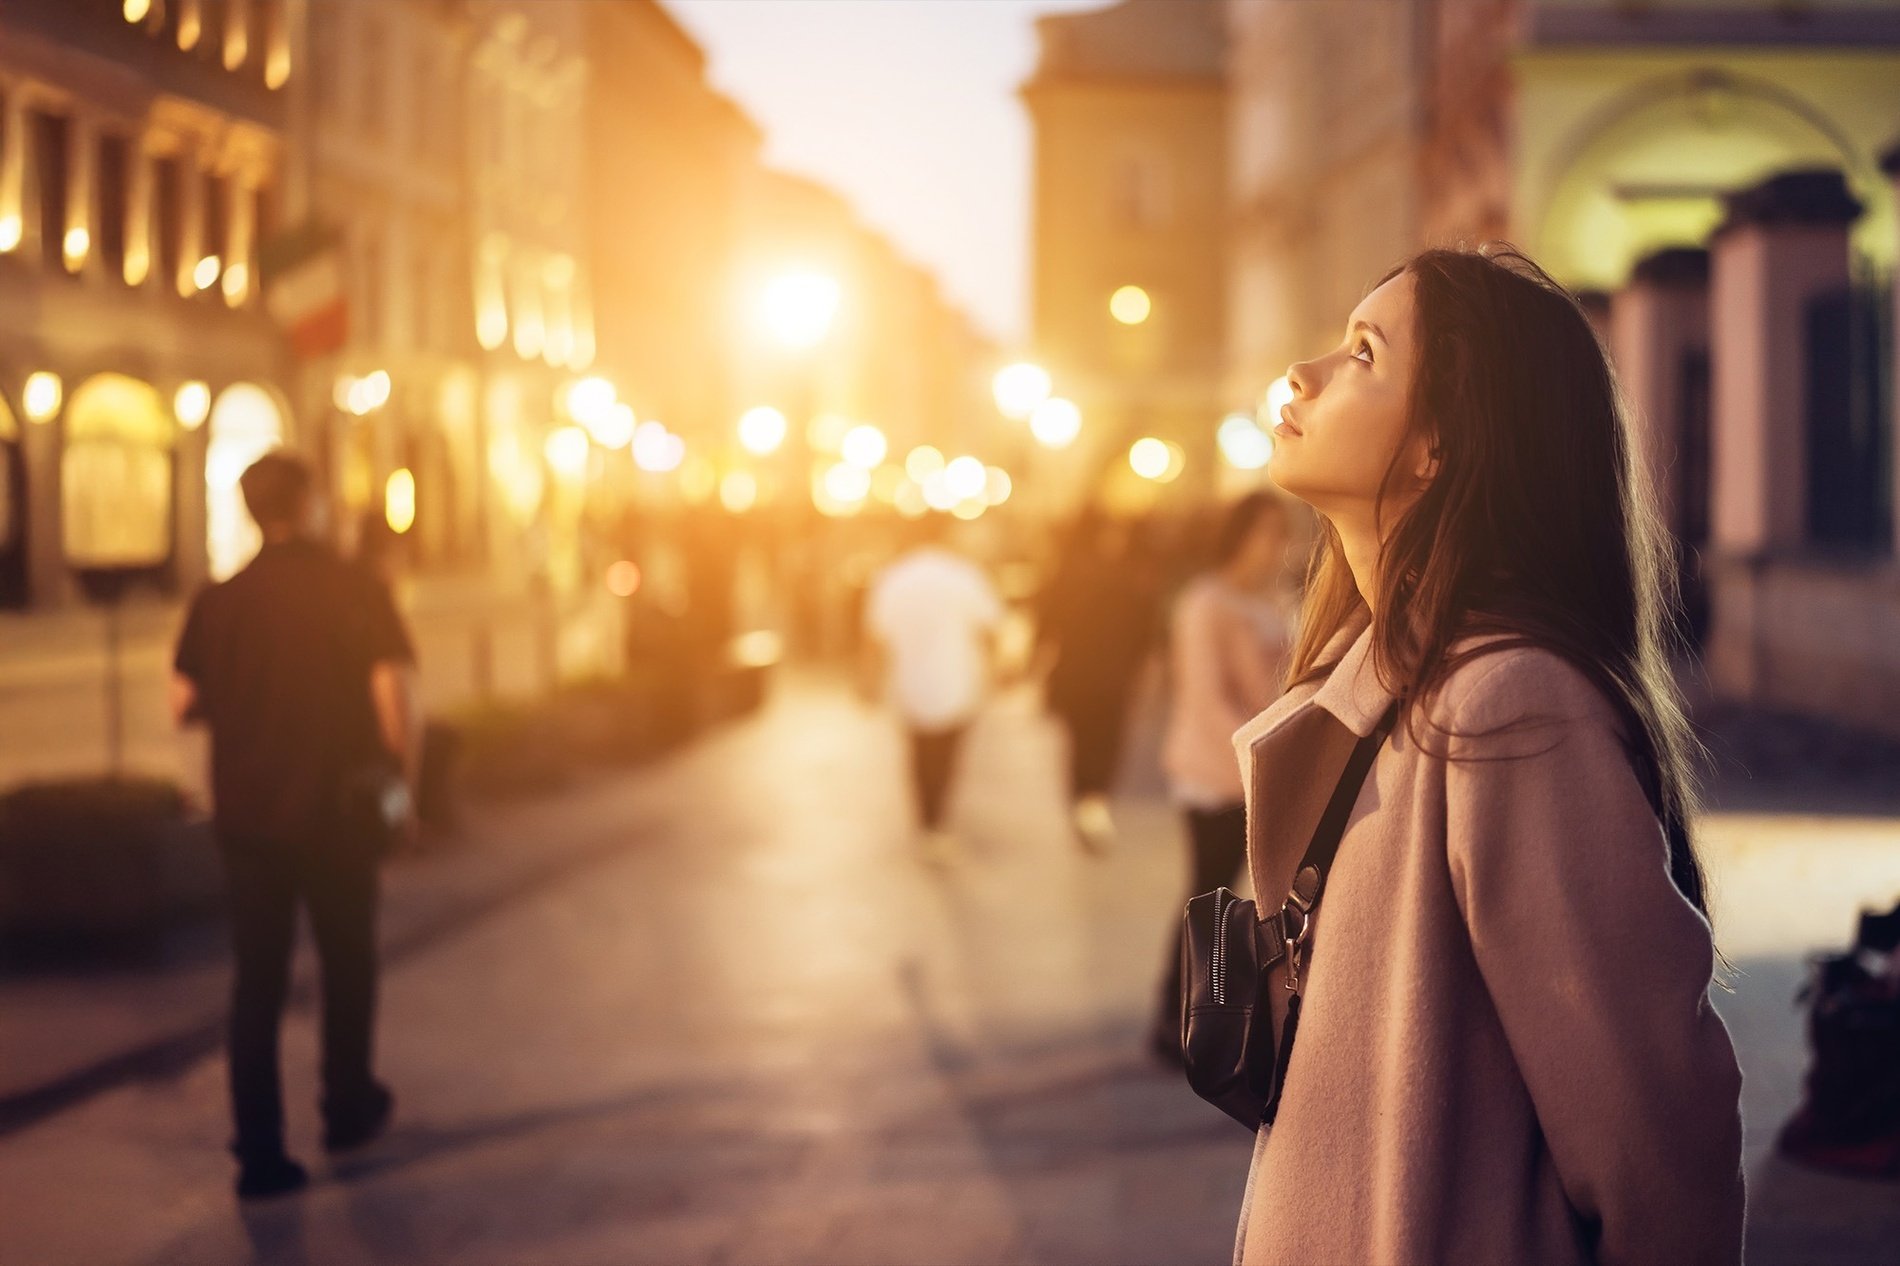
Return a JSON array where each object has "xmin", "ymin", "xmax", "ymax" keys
[
  {"xmin": 1151, "ymin": 491, "xmax": 1296, "ymax": 1062},
  {"xmin": 1221, "ymin": 246, "xmax": 1742, "ymax": 1263},
  {"xmin": 172, "ymin": 452, "xmax": 418, "ymax": 1199},
  {"xmin": 862, "ymin": 513, "xmax": 1004, "ymax": 867},
  {"xmin": 1033, "ymin": 507, "xmax": 1160, "ymax": 855}
]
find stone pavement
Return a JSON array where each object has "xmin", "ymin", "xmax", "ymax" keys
[{"xmin": 2, "ymin": 672, "xmax": 1898, "ymax": 1265}]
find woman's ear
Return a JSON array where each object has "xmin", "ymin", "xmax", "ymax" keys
[{"xmin": 1411, "ymin": 437, "xmax": 1441, "ymax": 486}]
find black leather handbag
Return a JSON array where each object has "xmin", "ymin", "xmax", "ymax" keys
[{"xmin": 1181, "ymin": 704, "xmax": 1398, "ymax": 1131}]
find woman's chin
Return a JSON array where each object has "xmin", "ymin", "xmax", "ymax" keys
[{"xmin": 1266, "ymin": 457, "xmax": 1306, "ymax": 500}]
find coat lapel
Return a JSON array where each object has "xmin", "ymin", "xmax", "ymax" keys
[{"xmin": 1232, "ymin": 606, "xmax": 1399, "ymax": 911}]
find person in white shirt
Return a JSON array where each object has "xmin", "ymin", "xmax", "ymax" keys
[{"xmin": 862, "ymin": 514, "xmax": 1005, "ymax": 865}]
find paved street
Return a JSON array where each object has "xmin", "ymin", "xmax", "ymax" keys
[{"xmin": 4, "ymin": 672, "xmax": 1899, "ymax": 1265}]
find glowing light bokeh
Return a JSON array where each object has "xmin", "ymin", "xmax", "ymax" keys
[
  {"xmin": 564, "ymin": 376, "xmax": 617, "ymax": 426},
  {"xmin": 606, "ymin": 560, "xmax": 643, "ymax": 598},
  {"xmin": 1218, "ymin": 413, "xmax": 1272, "ymax": 470},
  {"xmin": 905, "ymin": 445, "xmax": 945, "ymax": 483},
  {"xmin": 174, "ymin": 381, "xmax": 212, "ymax": 430},
  {"xmin": 22, "ymin": 372, "xmax": 62, "ymax": 423},
  {"xmin": 1129, "ymin": 437, "xmax": 1171, "ymax": 480},
  {"xmin": 1109, "ymin": 284, "xmax": 1151, "ymax": 325},
  {"xmin": 991, "ymin": 362, "xmax": 1051, "ymax": 419},
  {"xmin": 1259, "ymin": 375, "xmax": 1295, "ymax": 429},
  {"xmin": 738, "ymin": 406, "xmax": 788, "ymax": 455},
  {"xmin": 841, "ymin": 423, "xmax": 888, "ymax": 470},
  {"xmin": 1029, "ymin": 396, "xmax": 1081, "ymax": 449},
  {"xmin": 384, "ymin": 468, "xmax": 417, "ymax": 534},
  {"xmin": 545, "ymin": 425, "xmax": 592, "ymax": 479},
  {"xmin": 720, "ymin": 470, "xmax": 759, "ymax": 513},
  {"xmin": 759, "ymin": 270, "xmax": 841, "ymax": 349},
  {"xmin": 944, "ymin": 455, "xmax": 986, "ymax": 500}
]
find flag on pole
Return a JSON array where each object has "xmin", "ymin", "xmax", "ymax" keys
[{"xmin": 259, "ymin": 221, "xmax": 348, "ymax": 358}]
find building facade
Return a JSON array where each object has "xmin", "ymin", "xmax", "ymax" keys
[
  {"xmin": 0, "ymin": 0, "xmax": 297, "ymax": 613},
  {"xmin": 0, "ymin": 0, "xmax": 998, "ymax": 790},
  {"xmin": 1023, "ymin": 0, "xmax": 1228, "ymax": 513},
  {"xmin": 585, "ymin": 0, "xmax": 759, "ymax": 459},
  {"xmin": 1220, "ymin": 0, "xmax": 1900, "ymax": 735}
]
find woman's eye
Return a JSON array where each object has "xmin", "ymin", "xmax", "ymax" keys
[{"xmin": 1351, "ymin": 340, "xmax": 1373, "ymax": 365}]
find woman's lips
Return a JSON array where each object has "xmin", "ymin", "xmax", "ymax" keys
[{"xmin": 1273, "ymin": 405, "xmax": 1303, "ymax": 437}]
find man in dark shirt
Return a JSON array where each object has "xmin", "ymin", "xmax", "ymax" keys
[{"xmin": 173, "ymin": 451, "xmax": 417, "ymax": 1199}]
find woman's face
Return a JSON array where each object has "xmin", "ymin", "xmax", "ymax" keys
[{"xmin": 1269, "ymin": 270, "xmax": 1435, "ymax": 521}]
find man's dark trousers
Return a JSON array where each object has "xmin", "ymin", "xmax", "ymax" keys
[
  {"xmin": 218, "ymin": 824, "xmax": 380, "ymax": 1161},
  {"xmin": 907, "ymin": 725, "xmax": 967, "ymax": 830}
]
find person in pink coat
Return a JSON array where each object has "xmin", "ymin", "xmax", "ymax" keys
[
  {"xmin": 1151, "ymin": 491, "xmax": 1297, "ymax": 1062},
  {"xmin": 1226, "ymin": 244, "xmax": 1745, "ymax": 1265}
]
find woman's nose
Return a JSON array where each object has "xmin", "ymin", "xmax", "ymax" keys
[{"xmin": 1287, "ymin": 359, "xmax": 1315, "ymax": 399}]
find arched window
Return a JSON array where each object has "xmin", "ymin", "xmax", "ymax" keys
[
  {"xmin": 62, "ymin": 374, "xmax": 174, "ymax": 570},
  {"xmin": 205, "ymin": 382, "xmax": 287, "ymax": 579}
]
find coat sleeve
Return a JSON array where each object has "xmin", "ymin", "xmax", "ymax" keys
[{"xmin": 1442, "ymin": 652, "xmax": 1746, "ymax": 1266}]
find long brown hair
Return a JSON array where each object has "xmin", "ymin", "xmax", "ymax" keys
[{"xmin": 1284, "ymin": 244, "xmax": 1713, "ymax": 919}]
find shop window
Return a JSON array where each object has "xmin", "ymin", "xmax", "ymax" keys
[
  {"xmin": 205, "ymin": 382, "xmax": 286, "ymax": 579},
  {"xmin": 61, "ymin": 374, "xmax": 175, "ymax": 571}
]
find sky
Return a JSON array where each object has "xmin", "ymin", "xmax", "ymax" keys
[{"xmin": 662, "ymin": 0, "xmax": 1113, "ymax": 346}]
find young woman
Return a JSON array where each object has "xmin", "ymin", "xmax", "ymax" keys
[
  {"xmin": 1152, "ymin": 492, "xmax": 1297, "ymax": 1062},
  {"xmin": 1229, "ymin": 245, "xmax": 1745, "ymax": 1265}
]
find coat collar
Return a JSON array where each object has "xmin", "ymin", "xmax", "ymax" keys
[
  {"xmin": 1308, "ymin": 608, "xmax": 1398, "ymax": 737},
  {"xmin": 1230, "ymin": 604, "xmax": 1398, "ymax": 909},
  {"xmin": 1232, "ymin": 604, "xmax": 1394, "ymax": 759}
]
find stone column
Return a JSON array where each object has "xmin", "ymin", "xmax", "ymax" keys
[
  {"xmin": 1609, "ymin": 248, "xmax": 1709, "ymax": 539},
  {"xmin": 1705, "ymin": 169, "xmax": 1861, "ymax": 698}
]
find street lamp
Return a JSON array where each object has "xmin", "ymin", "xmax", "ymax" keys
[
  {"xmin": 23, "ymin": 372, "xmax": 63, "ymax": 423},
  {"xmin": 175, "ymin": 381, "xmax": 212, "ymax": 430},
  {"xmin": 759, "ymin": 270, "xmax": 841, "ymax": 350}
]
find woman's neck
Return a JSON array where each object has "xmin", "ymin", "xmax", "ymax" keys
[{"xmin": 1333, "ymin": 515, "xmax": 1381, "ymax": 617}]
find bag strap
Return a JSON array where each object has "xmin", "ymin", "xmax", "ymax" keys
[
  {"xmin": 1278, "ymin": 701, "xmax": 1401, "ymax": 987},
  {"xmin": 1260, "ymin": 701, "xmax": 1401, "ymax": 1127}
]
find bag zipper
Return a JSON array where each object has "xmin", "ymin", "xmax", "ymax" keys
[{"xmin": 1214, "ymin": 894, "xmax": 1237, "ymax": 1004}]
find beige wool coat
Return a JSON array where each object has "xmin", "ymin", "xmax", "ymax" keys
[{"xmin": 1230, "ymin": 609, "xmax": 1745, "ymax": 1266}]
